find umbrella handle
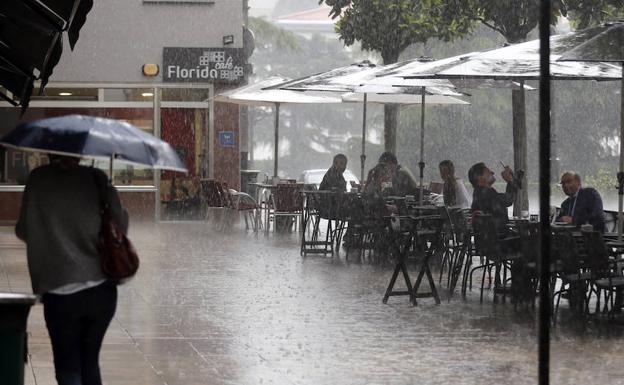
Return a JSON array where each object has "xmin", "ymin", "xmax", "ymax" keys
[{"xmin": 109, "ymin": 154, "xmax": 114, "ymax": 183}]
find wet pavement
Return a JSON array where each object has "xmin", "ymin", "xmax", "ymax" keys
[{"xmin": 2, "ymin": 221, "xmax": 624, "ymax": 384}]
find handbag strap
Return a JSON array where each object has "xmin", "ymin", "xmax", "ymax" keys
[{"xmin": 90, "ymin": 168, "xmax": 110, "ymax": 211}]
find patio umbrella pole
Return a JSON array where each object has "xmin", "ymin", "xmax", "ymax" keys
[
  {"xmin": 361, "ymin": 93, "xmax": 368, "ymax": 185},
  {"xmin": 419, "ymin": 87, "xmax": 425, "ymax": 206},
  {"xmin": 274, "ymin": 102, "xmax": 280, "ymax": 178}
]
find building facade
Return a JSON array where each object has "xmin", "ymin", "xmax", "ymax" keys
[{"xmin": 0, "ymin": 0, "xmax": 248, "ymax": 222}]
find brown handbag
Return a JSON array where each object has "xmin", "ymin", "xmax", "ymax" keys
[{"xmin": 92, "ymin": 170, "xmax": 139, "ymax": 281}]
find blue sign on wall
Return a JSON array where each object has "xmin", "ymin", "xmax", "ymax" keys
[{"xmin": 218, "ymin": 131, "xmax": 236, "ymax": 147}]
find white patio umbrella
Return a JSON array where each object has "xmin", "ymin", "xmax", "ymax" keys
[
  {"xmin": 374, "ymin": 40, "xmax": 621, "ymax": 211},
  {"xmin": 271, "ymin": 61, "xmax": 469, "ymax": 201},
  {"xmin": 214, "ymin": 77, "xmax": 342, "ymax": 177}
]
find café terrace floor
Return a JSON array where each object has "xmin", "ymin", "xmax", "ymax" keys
[{"xmin": 2, "ymin": 220, "xmax": 624, "ymax": 385}]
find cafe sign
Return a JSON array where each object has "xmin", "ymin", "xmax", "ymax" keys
[{"xmin": 163, "ymin": 47, "xmax": 246, "ymax": 84}]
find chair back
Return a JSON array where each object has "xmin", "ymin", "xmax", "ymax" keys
[
  {"xmin": 472, "ymin": 213, "xmax": 499, "ymax": 257},
  {"xmin": 200, "ymin": 180, "xmax": 232, "ymax": 208},
  {"xmin": 516, "ymin": 221, "xmax": 540, "ymax": 263},
  {"xmin": 551, "ymin": 229, "xmax": 580, "ymax": 272},
  {"xmin": 582, "ymin": 230, "xmax": 611, "ymax": 274},
  {"xmin": 437, "ymin": 205, "xmax": 455, "ymax": 240},
  {"xmin": 274, "ymin": 183, "xmax": 303, "ymax": 212},
  {"xmin": 449, "ymin": 209, "xmax": 469, "ymax": 244}
]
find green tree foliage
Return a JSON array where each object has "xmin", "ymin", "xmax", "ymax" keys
[
  {"xmin": 321, "ymin": 0, "xmax": 476, "ymax": 64},
  {"xmin": 559, "ymin": 0, "xmax": 624, "ymax": 28}
]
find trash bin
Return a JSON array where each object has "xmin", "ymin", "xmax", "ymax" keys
[
  {"xmin": 0, "ymin": 293, "xmax": 37, "ymax": 385},
  {"xmin": 240, "ymin": 169, "xmax": 260, "ymax": 195}
]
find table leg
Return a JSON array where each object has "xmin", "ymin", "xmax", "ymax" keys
[
  {"xmin": 412, "ymin": 261, "xmax": 441, "ymax": 305},
  {"xmin": 383, "ymin": 261, "xmax": 416, "ymax": 306}
]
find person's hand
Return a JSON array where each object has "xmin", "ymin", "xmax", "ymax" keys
[
  {"xmin": 559, "ymin": 215, "xmax": 573, "ymax": 224},
  {"xmin": 501, "ymin": 167, "xmax": 514, "ymax": 183}
]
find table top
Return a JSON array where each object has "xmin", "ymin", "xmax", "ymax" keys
[
  {"xmin": 249, "ymin": 182, "xmax": 304, "ymax": 188},
  {"xmin": 248, "ymin": 182, "xmax": 276, "ymax": 189},
  {"xmin": 302, "ymin": 190, "xmax": 360, "ymax": 195}
]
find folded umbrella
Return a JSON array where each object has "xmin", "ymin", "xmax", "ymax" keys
[{"xmin": 0, "ymin": 115, "xmax": 187, "ymax": 172}]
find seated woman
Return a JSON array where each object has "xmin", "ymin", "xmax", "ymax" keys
[
  {"xmin": 363, "ymin": 162, "xmax": 397, "ymax": 216},
  {"xmin": 439, "ymin": 160, "xmax": 471, "ymax": 209},
  {"xmin": 363, "ymin": 162, "xmax": 392, "ymax": 199}
]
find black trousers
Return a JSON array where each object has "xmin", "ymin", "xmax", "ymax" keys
[{"xmin": 42, "ymin": 281, "xmax": 117, "ymax": 385}]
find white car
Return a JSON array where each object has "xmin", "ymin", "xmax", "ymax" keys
[{"xmin": 299, "ymin": 169, "xmax": 360, "ymax": 192}]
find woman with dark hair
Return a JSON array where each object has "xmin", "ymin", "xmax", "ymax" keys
[{"xmin": 439, "ymin": 160, "xmax": 471, "ymax": 209}]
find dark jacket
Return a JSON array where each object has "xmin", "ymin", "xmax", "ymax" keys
[
  {"xmin": 319, "ymin": 166, "xmax": 346, "ymax": 192},
  {"xmin": 471, "ymin": 182, "xmax": 517, "ymax": 231},
  {"xmin": 15, "ymin": 164, "xmax": 127, "ymax": 294},
  {"xmin": 557, "ymin": 187, "xmax": 604, "ymax": 232}
]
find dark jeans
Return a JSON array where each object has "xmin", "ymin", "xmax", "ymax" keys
[{"xmin": 42, "ymin": 281, "xmax": 117, "ymax": 385}]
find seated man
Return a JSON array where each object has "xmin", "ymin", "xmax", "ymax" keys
[
  {"xmin": 468, "ymin": 162, "xmax": 517, "ymax": 232},
  {"xmin": 557, "ymin": 171, "xmax": 605, "ymax": 232},
  {"xmin": 378, "ymin": 152, "xmax": 418, "ymax": 197},
  {"xmin": 319, "ymin": 153, "xmax": 347, "ymax": 192}
]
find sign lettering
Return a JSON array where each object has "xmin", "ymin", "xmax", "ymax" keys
[{"xmin": 163, "ymin": 48, "xmax": 246, "ymax": 84}]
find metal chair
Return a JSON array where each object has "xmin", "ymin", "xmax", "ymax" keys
[
  {"xmin": 584, "ymin": 231, "xmax": 624, "ymax": 316},
  {"xmin": 229, "ymin": 189, "xmax": 260, "ymax": 231},
  {"xmin": 199, "ymin": 179, "xmax": 233, "ymax": 227},
  {"xmin": 270, "ymin": 183, "xmax": 303, "ymax": 232},
  {"xmin": 470, "ymin": 214, "xmax": 521, "ymax": 303}
]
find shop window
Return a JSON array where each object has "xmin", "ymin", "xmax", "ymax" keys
[
  {"xmin": 162, "ymin": 88, "xmax": 210, "ymax": 102},
  {"xmin": 103, "ymin": 88, "xmax": 155, "ymax": 102},
  {"xmin": 31, "ymin": 87, "xmax": 98, "ymax": 101},
  {"xmin": 0, "ymin": 107, "xmax": 155, "ymax": 187}
]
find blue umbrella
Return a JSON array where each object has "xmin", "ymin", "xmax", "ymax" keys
[{"xmin": 0, "ymin": 115, "xmax": 187, "ymax": 173}]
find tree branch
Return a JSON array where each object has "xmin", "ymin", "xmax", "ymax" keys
[{"xmin": 476, "ymin": 17, "xmax": 506, "ymax": 37}]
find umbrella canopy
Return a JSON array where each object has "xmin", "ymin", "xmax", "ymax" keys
[
  {"xmin": 557, "ymin": 21, "xmax": 624, "ymax": 237},
  {"xmin": 271, "ymin": 61, "xmax": 469, "ymax": 190},
  {"xmin": 0, "ymin": 115, "xmax": 187, "ymax": 172},
  {"xmin": 214, "ymin": 77, "xmax": 343, "ymax": 177},
  {"xmin": 341, "ymin": 90, "xmax": 469, "ymax": 105},
  {"xmin": 375, "ymin": 38, "xmax": 621, "ymax": 211},
  {"xmin": 389, "ymin": 38, "xmax": 621, "ymax": 81},
  {"xmin": 214, "ymin": 77, "xmax": 343, "ymax": 106},
  {"xmin": 0, "ymin": 0, "xmax": 94, "ymax": 108},
  {"xmin": 272, "ymin": 60, "xmax": 462, "ymax": 95}
]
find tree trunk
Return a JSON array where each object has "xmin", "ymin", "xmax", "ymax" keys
[
  {"xmin": 512, "ymin": 88, "xmax": 528, "ymax": 216},
  {"xmin": 384, "ymin": 104, "xmax": 398, "ymax": 153},
  {"xmin": 382, "ymin": 52, "xmax": 399, "ymax": 154}
]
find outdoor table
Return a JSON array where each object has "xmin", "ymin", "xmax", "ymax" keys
[
  {"xmin": 382, "ymin": 215, "xmax": 442, "ymax": 306},
  {"xmin": 247, "ymin": 182, "xmax": 279, "ymax": 234},
  {"xmin": 406, "ymin": 204, "xmax": 439, "ymax": 216}
]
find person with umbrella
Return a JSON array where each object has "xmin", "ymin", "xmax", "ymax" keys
[
  {"xmin": 15, "ymin": 154, "xmax": 127, "ymax": 385},
  {"xmin": 3, "ymin": 114, "xmax": 186, "ymax": 385}
]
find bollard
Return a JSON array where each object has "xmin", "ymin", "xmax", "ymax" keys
[{"xmin": 0, "ymin": 293, "xmax": 37, "ymax": 385}]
